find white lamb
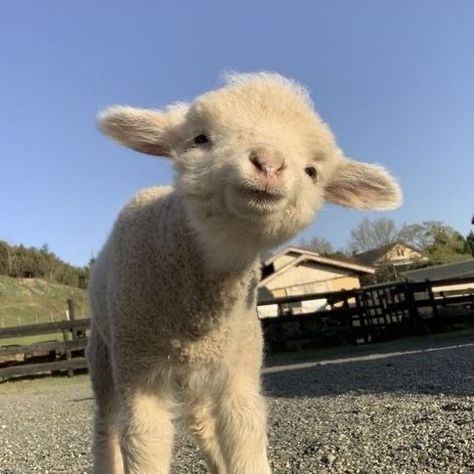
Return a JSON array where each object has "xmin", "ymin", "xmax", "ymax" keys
[{"xmin": 86, "ymin": 72, "xmax": 402, "ymax": 474}]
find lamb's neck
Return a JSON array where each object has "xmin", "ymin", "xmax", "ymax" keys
[
  {"xmin": 206, "ymin": 245, "xmax": 261, "ymax": 275},
  {"xmin": 192, "ymin": 226, "xmax": 262, "ymax": 275},
  {"xmin": 178, "ymin": 214, "xmax": 260, "ymax": 276},
  {"xmin": 169, "ymin": 198, "xmax": 259, "ymax": 277}
]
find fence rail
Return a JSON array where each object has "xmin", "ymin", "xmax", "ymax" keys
[
  {"xmin": 1, "ymin": 277, "xmax": 473, "ymax": 380},
  {"xmin": 0, "ymin": 300, "xmax": 90, "ymax": 380}
]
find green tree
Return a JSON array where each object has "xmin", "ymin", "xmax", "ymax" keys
[
  {"xmin": 0, "ymin": 241, "xmax": 9, "ymax": 275},
  {"xmin": 426, "ymin": 227, "xmax": 470, "ymax": 264},
  {"xmin": 399, "ymin": 221, "xmax": 470, "ymax": 264},
  {"xmin": 398, "ymin": 221, "xmax": 444, "ymax": 252},
  {"xmin": 0, "ymin": 240, "xmax": 91, "ymax": 288},
  {"xmin": 465, "ymin": 231, "xmax": 474, "ymax": 257}
]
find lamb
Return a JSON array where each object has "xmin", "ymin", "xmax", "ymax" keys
[{"xmin": 86, "ymin": 72, "xmax": 402, "ymax": 474}]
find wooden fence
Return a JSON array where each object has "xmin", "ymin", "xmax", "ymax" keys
[
  {"xmin": 259, "ymin": 276, "xmax": 474, "ymax": 350},
  {"xmin": 1, "ymin": 277, "xmax": 473, "ymax": 380},
  {"xmin": 0, "ymin": 319, "xmax": 90, "ymax": 380},
  {"xmin": 0, "ymin": 300, "xmax": 89, "ymax": 381}
]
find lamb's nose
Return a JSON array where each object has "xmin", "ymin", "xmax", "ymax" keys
[{"xmin": 249, "ymin": 147, "xmax": 286, "ymax": 178}]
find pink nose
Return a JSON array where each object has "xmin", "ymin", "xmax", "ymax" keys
[{"xmin": 249, "ymin": 147, "xmax": 286, "ymax": 179}]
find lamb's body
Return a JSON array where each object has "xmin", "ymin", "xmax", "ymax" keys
[
  {"xmin": 88, "ymin": 187, "xmax": 266, "ymax": 474},
  {"xmin": 90, "ymin": 186, "xmax": 261, "ymax": 366},
  {"xmin": 87, "ymin": 72, "xmax": 401, "ymax": 473}
]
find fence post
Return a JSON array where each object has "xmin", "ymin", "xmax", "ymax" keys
[
  {"xmin": 342, "ymin": 292, "xmax": 354, "ymax": 345},
  {"xmin": 404, "ymin": 281, "xmax": 420, "ymax": 334},
  {"xmin": 355, "ymin": 291, "xmax": 368, "ymax": 343},
  {"xmin": 65, "ymin": 299, "xmax": 76, "ymax": 377},
  {"xmin": 67, "ymin": 299, "xmax": 76, "ymax": 322},
  {"xmin": 426, "ymin": 279, "xmax": 441, "ymax": 330}
]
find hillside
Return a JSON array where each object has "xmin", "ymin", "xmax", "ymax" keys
[{"xmin": 0, "ymin": 275, "xmax": 89, "ymax": 327}]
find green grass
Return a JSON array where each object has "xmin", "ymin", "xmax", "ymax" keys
[
  {"xmin": 0, "ymin": 333, "xmax": 65, "ymax": 347},
  {"xmin": 0, "ymin": 275, "xmax": 89, "ymax": 326},
  {"xmin": 0, "ymin": 275, "xmax": 89, "ymax": 346}
]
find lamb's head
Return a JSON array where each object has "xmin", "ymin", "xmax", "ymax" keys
[{"xmin": 99, "ymin": 73, "xmax": 401, "ymax": 267}]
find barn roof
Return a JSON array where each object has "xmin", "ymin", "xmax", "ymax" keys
[
  {"xmin": 260, "ymin": 246, "xmax": 374, "ymax": 287},
  {"xmin": 401, "ymin": 258, "xmax": 474, "ymax": 282}
]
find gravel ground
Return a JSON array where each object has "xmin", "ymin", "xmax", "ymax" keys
[{"xmin": 1, "ymin": 331, "xmax": 474, "ymax": 473}]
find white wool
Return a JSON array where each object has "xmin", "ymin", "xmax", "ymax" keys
[{"xmin": 87, "ymin": 72, "xmax": 401, "ymax": 473}]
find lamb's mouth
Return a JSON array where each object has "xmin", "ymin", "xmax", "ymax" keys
[
  {"xmin": 225, "ymin": 185, "xmax": 286, "ymax": 219},
  {"xmin": 239, "ymin": 186, "xmax": 285, "ymax": 204}
]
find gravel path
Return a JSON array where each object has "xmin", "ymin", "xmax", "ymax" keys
[{"xmin": 1, "ymin": 332, "xmax": 474, "ymax": 473}]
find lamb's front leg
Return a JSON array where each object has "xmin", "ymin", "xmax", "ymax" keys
[
  {"xmin": 87, "ymin": 327, "xmax": 124, "ymax": 474},
  {"xmin": 215, "ymin": 377, "xmax": 271, "ymax": 474},
  {"xmin": 118, "ymin": 390, "xmax": 174, "ymax": 474},
  {"xmin": 188, "ymin": 400, "xmax": 226, "ymax": 474}
]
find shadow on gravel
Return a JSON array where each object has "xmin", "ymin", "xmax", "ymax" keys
[
  {"xmin": 69, "ymin": 396, "xmax": 94, "ymax": 403},
  {"xmin": 263, "ymin": 338, "xmax": 474, "ymax": 398}
]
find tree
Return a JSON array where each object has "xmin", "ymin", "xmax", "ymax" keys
[
  {"xmin": 399, "ymin": 221, "xmax": 471, "ymax": 264},
  {"xmin": 0, "ymin": 241, "xmax": 9, "ymax": 275},
  {"xmin": 0, "ymin": 242, "xmax": 18, "ymax": 277},
  {"xmin": 349, "ymin": 217, "xmax": 399, "ymax": 253},
  {"xmin": 426, "ymin": 227, "xmax": 470, "ymax": 264},
  {"xmin": 465, "ymin": 231, "xmax": 474, "ymax": 257},
  {"xmin": 299, "ymin": 236, "xmax": 334, "ymax": 255},
  {"xmin": 398, "ymin": 221, "xmax": 444, "ymax": 252},
  {"xmin": 0, "ymin": 240, "xmax": 91, "ymax": 288},
  {"xmin": 299, "ymin": 236, "xmax": 355, "ymax": 262}
]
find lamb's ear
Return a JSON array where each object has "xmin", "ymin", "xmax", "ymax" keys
[
  {"xmin": 98, "ymin": 105, "xmax": 185, "ymax": 157},
  {"xmin": 324, "ymin": 158, "xmax": 402, "ymax": 210}
]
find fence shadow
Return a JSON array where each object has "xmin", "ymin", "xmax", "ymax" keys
[{"xmin": 263, "ymin": 335, "xmax": 474, "ymax": 398}]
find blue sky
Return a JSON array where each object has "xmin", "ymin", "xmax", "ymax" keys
[{"xmin": 1, "ymin": 1, "xmax": 473, "ymax": 267}]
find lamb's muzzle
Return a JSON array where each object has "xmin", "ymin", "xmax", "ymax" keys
[{"xmin": 249, "ymin": 146, "xmax": 286, "ymax": 182}]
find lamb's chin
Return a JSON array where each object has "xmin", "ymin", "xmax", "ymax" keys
[{"xmin": 224, "ymin": 186, "xmax": 287, "ymax": 221}]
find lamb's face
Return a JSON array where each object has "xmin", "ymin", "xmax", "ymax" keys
[
  {"xmin": 99, "ymin": 73, "xmax": 402, "ymax": 255},
  {"xmin": 172, "ymin": 77, "xmax": 339, "ymax": 245}
]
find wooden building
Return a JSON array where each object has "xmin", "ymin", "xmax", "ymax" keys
[
  {"xmin": 354, "ymin": 242, "xmax": 426, "ymax": 270},
  {"xmin": 258, "ymin": 247, "xmax": 374, "ymax": 318}
]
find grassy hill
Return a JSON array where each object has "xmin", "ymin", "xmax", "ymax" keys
[{"xmin": 0, "ymin": 275, "xmax": 89, "ymax": 328}]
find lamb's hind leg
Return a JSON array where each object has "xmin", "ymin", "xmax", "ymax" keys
[{"xmin": 87, "ymin": 327, "xmax": 124, "ymax": 474}]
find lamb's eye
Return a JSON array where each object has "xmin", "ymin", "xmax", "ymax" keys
[
  {"xmin": 304, "ymin": 166, "xmax": 318, "ymax": 180},
  {"xmin": 193, "ymin": 134, "xmax": 210, "ymax": 145}
]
